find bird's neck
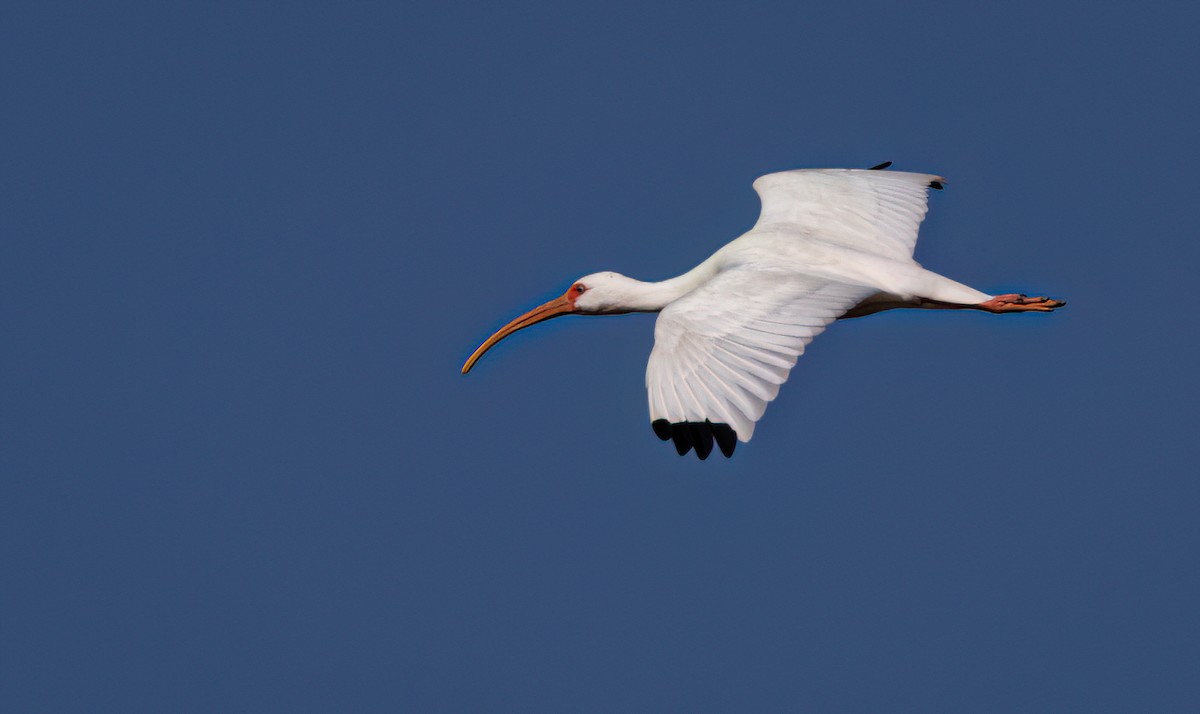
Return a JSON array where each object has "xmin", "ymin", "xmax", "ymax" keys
[{"xmin": 621, "ymin": 257, "xmax": 721, "ymax": 312}]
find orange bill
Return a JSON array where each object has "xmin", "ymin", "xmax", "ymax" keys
[{"xmin": 461, "ymin": 292, "xmax": 577, "ymax": 374}]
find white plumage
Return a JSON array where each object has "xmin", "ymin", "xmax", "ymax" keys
[
  {"xmin": 752, "ymin": 169, "xmax": 938, "ymax": 259},
  {"xmin": 463, "ymin": 166, "xmax": 1064, "ymax": 459},
  {"xmin": 647, "ymin": 270, "xmax": 871, "ymax": 443}
]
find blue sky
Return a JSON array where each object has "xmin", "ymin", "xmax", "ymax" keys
[{"xmin": 2, "ymin": 1, "xmax": 1198, "ymax": 711}]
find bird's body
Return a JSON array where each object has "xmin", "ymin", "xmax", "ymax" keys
[{"xmin": 463, "ymin": 167, "xmax": 1064, "ymax": 459}]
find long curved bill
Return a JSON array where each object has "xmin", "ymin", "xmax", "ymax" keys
[{"xmin": 461, "ymin": 293, "xmax": 576, "ymax": 374}]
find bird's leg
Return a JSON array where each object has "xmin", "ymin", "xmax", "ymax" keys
[
  {"xmin": 842, "ymin": 292, "xmax": 1066, "ymax": 319},
  {"xmin": 841, "ymin": 292, "xmax": 980, "ymax": 319},
  {"xmin": 975, "ymin": 293, "xmax": 1066, "ymax": 313},
  {"xmin": 841, "ymin": 293, "xmax": 921, "ymax": 318},
  {"xmin": 840, "ymin": 269, "xmax": 1064, "ymax": 319}
]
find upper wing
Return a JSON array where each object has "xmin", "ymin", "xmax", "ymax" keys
[
  {"xmin": 752, "ymin": 169, "xmax": 944, "ymax": 261},
  {"xmin": 646, "ymin": 266, "xmax": 874, "ymax": 459}
]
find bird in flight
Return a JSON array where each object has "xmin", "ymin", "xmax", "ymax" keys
[{"xmin": 462, "ymin": 164, "xmax": 1064, "ymax": 459}]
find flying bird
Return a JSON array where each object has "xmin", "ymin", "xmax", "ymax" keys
[{"xmin": 462, "ymin": 165, "xmax": 1064, "ymax": 459}]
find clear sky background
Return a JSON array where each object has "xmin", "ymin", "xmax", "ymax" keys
[{"xmin": 3, "ymin": 1, "xmax": 1198, "ymax": 711}]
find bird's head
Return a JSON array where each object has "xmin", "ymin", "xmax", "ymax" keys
[{"xmin": 461, "ymin": 271, "xmax": 636, "ymax": 374}]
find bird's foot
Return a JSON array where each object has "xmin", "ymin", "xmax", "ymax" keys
[{"xmin": 978, "ymin": 294, "xmax": 1066, "ymax": 313}]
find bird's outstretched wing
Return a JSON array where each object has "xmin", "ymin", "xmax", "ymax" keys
[
  {"xmin": 752, "ymin": 169, "xmax": 944, "ymax": 261},
  {"xmin": 646, "ymin": 267, "xmax": 874, "ymax": 459}
]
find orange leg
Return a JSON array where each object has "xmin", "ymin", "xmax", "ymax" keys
[
  {"xmin": 976, "ymin": 293, "xmax": 1066, "ymax": 313},
  {"xmin": 842, "ymin": 292, "xmax": 1066, "ymax": 319}
]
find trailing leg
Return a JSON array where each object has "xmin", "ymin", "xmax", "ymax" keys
[
  {"xmin": 976, "ymin": 293, "xmax": 1065, "ymax": 313},
  {"xmin": 841, "ymin": 265, "xmax": 1065, "ymax": 319}
]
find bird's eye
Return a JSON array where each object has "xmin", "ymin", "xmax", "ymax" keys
[{"xmin": 574, "ymin": 284, "xmax": 586, "ymax": 293}]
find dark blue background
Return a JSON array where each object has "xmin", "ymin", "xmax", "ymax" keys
[{"xmin": 3, "ymin": 2, "xmax": 1197, "ymax": 710}]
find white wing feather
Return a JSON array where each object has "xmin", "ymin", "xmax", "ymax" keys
[
  {"xmin": 646, "ymin": 267, "xmax": 874, "ymax": 442},
  {"xmin": 752, "ymin": 169, "xmax": 942, "ymax": 261},
  {"xmin": 644, "ymin": 168, "xmax": 951, "ymax": 451}
]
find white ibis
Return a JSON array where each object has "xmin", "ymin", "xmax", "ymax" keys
[{"xmin": 462, "ymin": 165, "xmax": 1064, "ymax": 459}]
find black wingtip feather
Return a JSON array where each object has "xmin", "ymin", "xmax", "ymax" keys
[
  {"xmin": 670, "ymin": 422, "xmax": 693, "ymax": 456},
  {"xmin": 690, "ymin": 423, "xmax": 713, "ymax": 460},
  {"xmin": 711, "ymin": 423, "xmax": 737, "ymax": 458},
  {"xmin": 652, "ymin": 420, "xmax": 737, "ymax": 458},
  {"xmin": 929, "ymin": 180, "xmax": 944, "ymax": 190},
  {"xmin": 868, "ymin": 161, "xmax": 893, "ymax": 170}
]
